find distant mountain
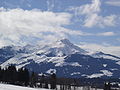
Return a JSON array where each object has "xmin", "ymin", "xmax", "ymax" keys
[
  {"xmin": 0, "ymin": 39, "xmax": 120, "ymax": 78},
  {"xmin": 91, "ymin": 51, "xmax": 120, "ymax": 61},
  {"xmin": 0, "ymin": 45, "xmax": 25, "ymax": 63}
]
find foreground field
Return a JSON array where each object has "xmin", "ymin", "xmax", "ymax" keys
[
  {"xmin": 0, "ymin": 83, "xmax": 104, "ymax": 90},
  {"xmin": 0, "ymin": 84, "xmax": 49, "ymax": 90}
]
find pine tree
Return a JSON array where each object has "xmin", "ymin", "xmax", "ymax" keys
[
  {"xmin": 104, "ymin": 82, "xmax": 111, "ymax": 90},
  {"xmin": 18, "ymin": 68, "xmax": 25, "ymax": 85},
  {"xmin": 7, "ymin": 65, "xmax": 17, "ymax": 84},
  {"xmin": 50, "ymin": 73, "xmax": 56, "ymax": 89},
  {"xmin": 30, "ymin": 72, "xmax": 38, "ymax": 87},
  {"xmin": 23, "ymin": 68, "xmax": 29, "ymax": 86},
  {"xmin": 0, "ymin": 66, "xmax": 2, "ymax": 81},
  {"xmin": 40, "ymin": 74, "xmax": 44, "ymax": 88},
  {"xmin": 44, "ymin": 82, "xmax": 49, "ymax": 89}
]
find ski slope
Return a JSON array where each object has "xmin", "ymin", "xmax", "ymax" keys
[
  {"xmin": 0, "ymin": 84, "xmax": 49, "ymax": 90},
  {"xmin": 0, "ymin": 84, "xmax": 103, "ymax": 90}
]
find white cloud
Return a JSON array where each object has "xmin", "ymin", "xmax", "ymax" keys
[
  {"xmin": 0, "ymin": 40, "xmax": 8, "ymax": 47},
  {"xmin": 105, "ymin": 0, "xmax": 120, "ymax": 7},
  {"xmin": 79, "ymin": 42, "xmax": 120, "ymax": 56},
  {"xmin": 0, "ymin": 8, "xmax": 86, "ymax": 47},
  {"xmin": 97, "ymin": 32, "xmax": 115, "ymax": 36},
  {"xmin": 68, "ymin": 0, "xmax": 117, "ymax": 28},
  {"xmin": 117, "ymin": 38, "xmax": 120, "ymax": 42},
  {"xmin": 84, "ymin": 14, "xmax": 117, "ymax": 28},
  {"xmin": 47, "ymin": 0, "xmax": 55, "ymax": 11},
  {"xmin": 68, "ymin": 0, "xmax": 100, "ymax": 15},
  {"xmin": 79, "ymin": 0, "xmax": 101, "ymax": 15}
]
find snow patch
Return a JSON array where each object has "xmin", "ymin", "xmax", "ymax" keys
[
  {"xmin": 85, "ymin": 74, "xmax": 104, "ymax": 78},
  {"xmin": 116, "ymin": 61, "xmax": 120, "ymax": 65},
  {"xmin": 110, "ymin": 68, "xmax": 118, "ymax": 71},
  {"xmin": 46, "ymin": 69, "xmax": 56, "ymax": 74},
  {"xmin": 55, "ymin": 62, "xmax": 82, "ymax": 67},
  {"xmin": 71, "ymin": 72, "xmax": 81, "ymax": 75},
  {"xmin": 103, "ymin": 64, "xmax": 107, "ymax": 67},
  {"xmin": 100, "ymin": 70, "xmax": 113, "ymax": 77}
]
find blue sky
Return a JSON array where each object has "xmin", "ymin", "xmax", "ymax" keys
[{"xmin": 0, "ymin": 0, "xmax": 120, "ymax": 56}]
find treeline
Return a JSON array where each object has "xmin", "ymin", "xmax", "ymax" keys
[
  {"xmin": 1, "ymin": 65, "xmax": 118, "ymax": 90},
  {"xmin": 0, "ymin": 65, "xmax": 81, "ymax": 90},
  {"xmin": 0, "ymin": 65, "xmax": 29, "ymax": 86},
  {"xmin": 0, "ymin": 65, "xmax": 57, "ymax": 89}
]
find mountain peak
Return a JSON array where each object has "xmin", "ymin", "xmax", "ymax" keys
[
  {"xmin": 35, "ymin": 38, "xmax": 87, "ymax": 56},
  {"xmin": 55, "ymin": 38, "xmax": 87, "ymax": 55},
  {"xmin": 60, "ymin": 38, "xmax": 71, "ymax": 44},
  {"xmin": 55, "ymin": 38, "xmax": 75, "ymax": 47}
]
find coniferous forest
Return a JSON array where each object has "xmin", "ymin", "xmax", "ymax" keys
[
  {"xmin": 0, "ymin": 65, "xmax": 120, "ymax": 90},
  {"xmin": 0, "ymin": 65, "xmax": 57, "ymax": 89}
]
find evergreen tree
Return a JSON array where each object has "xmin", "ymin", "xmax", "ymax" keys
[
  {"xmin": 0, "ymin": 66, "xmax": 2, "ymax": 81},
  {"xmin": 7, "ymin": 65, "xmax": 17, "ymax": 84},
  {"xmin": 44, "ymin": 82, "xmax": 49, "ymax": 89},
  {"xmin": 30, "ymin": 72, "xmax": 38, "ymax": 87},
  {"xmin": 18, "ymin": 68, "xmax": 24, "ymax": 84},
  {"xmin": 2, "ymin": 68, "xmax": 7, "ymax": 82},
  {"xmin": 23, "ymin": 68, "xmax": 29, "ymax": 86},
  {"xmin": 50, "ymin": 73, "xmax": 56, "ymax": 89},
  {"xmin": 104, "ymin": 82, "xmax": 111, "ymax": 90},
  {"xmin": 40, "ymin": 74, "xmax": 45, "ymax": 88},
  {"xmin": 17, "ymin": 67, "xmax": 30, "ymax": 86}
]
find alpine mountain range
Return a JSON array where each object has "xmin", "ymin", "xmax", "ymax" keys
[{"xmin": 0, "ymin": 39, "xmax": 120, "ymax": 79}]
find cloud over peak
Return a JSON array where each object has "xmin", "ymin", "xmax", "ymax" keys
[{"xmin": 0, "ymin": 8, "xmax": 85, "ymax": 47}]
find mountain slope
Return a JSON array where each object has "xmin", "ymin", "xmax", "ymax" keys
[
  {"xmin": 0, "ymin": 45, "xmax": 25, "ymax": 64},
  {"xmin": 0, "ymin": 39, "xmax": 120, "ymax": 78}
]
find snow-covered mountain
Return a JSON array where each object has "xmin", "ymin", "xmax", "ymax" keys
[{"xmin": 0, "ymin": 39, "xmax": 120, "ymax": 78}]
